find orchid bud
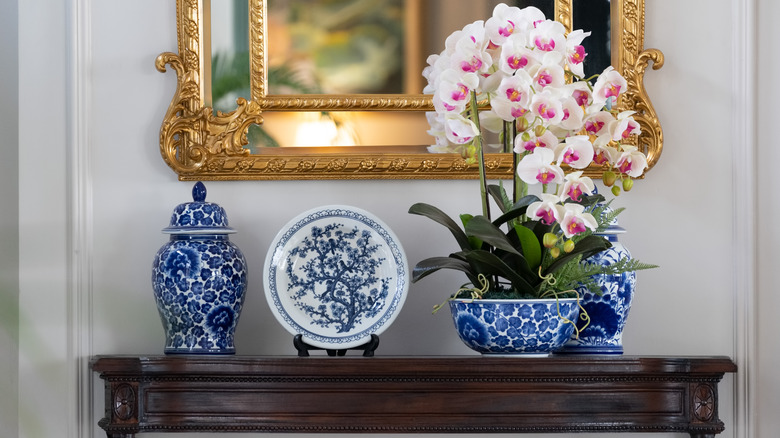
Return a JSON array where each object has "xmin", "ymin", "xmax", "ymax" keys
[
  {"xmin": 521, "ymin": 131, "xmax": 531, "ymax": 142},
  {"xmin": 603, "ymin": 170, "xmax": 617, "ymax": 187},
  {"xmin": 517, "ymin": 118, "xmax": 529, "ymax": 132},
  {"xmin": 611, "ymin": 185, "xmax": 621, "ymax": 196},
  {"xmin": 550, "ymin": 247, "xmax": 561, "ymax": 258},
  {"xmin": 543, "ymin": 232, "xmax": 558, "ymax": 248},
  {"xmin": 534, "ymin": 124, "xmax": 547, "ymax": 137},
  {"xmin": 563, "ymin": 239, "xmax": 575, "ymax": 253},
  {"xmin": 622, "ymin": 177, "xmax": 634, "ymax": 192}
]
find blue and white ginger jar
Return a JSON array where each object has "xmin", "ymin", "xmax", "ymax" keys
[
  {"xmin": 559, "ymin": 218, "xmax": 636, "ymax": 355},
  {"xmin": 151, "ymin": 182, "xmax": 248, "ymax": 354}
]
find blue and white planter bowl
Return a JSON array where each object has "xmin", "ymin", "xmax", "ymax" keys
[
  {"xmin": 558, "ymin": 221, "xmax": 636, "ymax": 355},
  {"xmin": 449, "ymin": 298, "xmax": 579, "ymax": 356},
  {"xmin": 151, "ymin": 182, "xmax": 248, "ymax": 354}
]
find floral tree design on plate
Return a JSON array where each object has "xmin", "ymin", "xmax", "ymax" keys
[{"xmin": 285, "ymin": 223, "xmax": 390, "ymax": 333}]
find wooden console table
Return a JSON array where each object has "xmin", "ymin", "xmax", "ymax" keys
[{"xmin": 91, "ymin": 355, "xmax": 736, "ymax": 437}]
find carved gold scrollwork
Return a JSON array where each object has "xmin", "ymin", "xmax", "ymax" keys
[{"xmin": 158, "ymin": 0, "xmax": 663, "ymax": 180}]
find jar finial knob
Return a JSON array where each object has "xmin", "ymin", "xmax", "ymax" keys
[{"xmin": 192, "ymin": 181, "xmax": 207, "ymax": 202}]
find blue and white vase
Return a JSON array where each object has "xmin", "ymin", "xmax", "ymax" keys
[
  {"xmin": 558, "ymin": 220, "xmax": 636, "ymax": 355},
  {"xmin": 151, "ymin": 182, "xmax": 248, "ymax": 354},
  {"xmin": 449, "ymin": 298, "xmax": 579, "ymax": 356}
]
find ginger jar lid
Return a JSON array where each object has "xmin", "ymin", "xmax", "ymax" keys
[{"xmin": 162, "ymin": 182, "xmax": 236, "ymax": 235}]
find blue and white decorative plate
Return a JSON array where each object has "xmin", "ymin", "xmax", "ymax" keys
[{"xmin": 263, "ymin": 205, "xmax": 409, "ymax": 350}]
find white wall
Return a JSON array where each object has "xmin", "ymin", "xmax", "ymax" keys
[{"xmin": 13, "ymin": 0, "xmax": 774, "ymax": 437}]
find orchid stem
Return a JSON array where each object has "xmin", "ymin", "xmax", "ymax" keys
[{"xmin": 470, "ymin": 91, "xmax": 490, "ymax": 220}]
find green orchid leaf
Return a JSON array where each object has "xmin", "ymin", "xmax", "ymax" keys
[
  {"xmin": 459, "ymin": 214, "xmax": 483, "ymax": 250},
  {"xmin": 409, "ymin": 203, "xmax": 471, "ymax": 251},
  {"xmin": 464, "ymin": 215, "xmax": 522, "ymax": 256},
  {"xmin": 513, "ymin": 223, "xmax": 542, "ymax": 272},
  {"xmin": 493, "ymin": 195, "xmax": 540, "ymax": 227},
  {"xmin": 487, "ymin": 183, "xmax": 512, "ymax": 213},
  {"xmin": 412, "ymin": 256, "xmax": 475, "ymax": 283},
  {"xmin": 464, "ymin": 250, "xmax": 538, "ymax": 293},
  {"xmin": 543, "ymin": 235, "xmax": 610, "ymax": 275}
]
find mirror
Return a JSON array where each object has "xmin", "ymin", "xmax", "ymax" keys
[{"xmin": 157, "ymin": 0, "xmax": 663, "ymax": 180}]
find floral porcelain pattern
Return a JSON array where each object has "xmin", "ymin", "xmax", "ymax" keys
[
  {"xmin": 449, "ymin": 298, "xmax": 579, "ymax": 355},
  {"xmin": 264, "ymin": 206, "xmax": 408, "ymax": 350},
  {"xmin": 152, "ymin": 237, "xmax": 247, "ymax": 353},
  {"xmin": 561, "ymin": 233, "xmax": 636, "ymax": 354},
  {"xmin": 152, "ymin": 182, "xmax": 247, "ymax": 355}
]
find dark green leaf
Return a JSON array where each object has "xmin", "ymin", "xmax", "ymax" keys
[
  {"xmin": 412, "ymin": 256, "xmax": 475, "ymax": 283},
  {"xmin": 464, "ymin": 216, "xmax": 522, "ymax": 256},
  {"xmin": 464, "ymin": 250, "xmax": 538, "ymax": 293},
  {"xmin": 493, "ymin": 195, "xmax": 540, "ymax": 227},
  {"xmin": 409, "ymin": 203, "xmax": 471, "ymax": 251},
  {"xmin": 459, "ymin": 214, "xmax": 483, "ymax": 250},
  {"xmin": 544, "ymin": 235, "xmax": 610, "ymax": 275}
]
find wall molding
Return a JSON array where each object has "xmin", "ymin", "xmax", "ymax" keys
[
  {"xmin": 731, "ymin": 0, "xmax": 757, "ymax": 437},
  {"xmin": 66, "ymin": 0, "xmax": 94, "ymax": 437}
]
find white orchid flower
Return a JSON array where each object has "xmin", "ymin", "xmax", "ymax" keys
[
  {"xmin": 583, "ymin": 110, "xmax": 616, "ymax": 137},
  {"xmin": 558, "ymin": 171, "xmax": 595, "ymax": 202},
  {"xmin": 499, "ymin": 33, "xmax": 540, "ymax": 74},
  {"xmin": 516, "ymin": 147, "xmax": 565, "ymax": 185},
  {"xmin": 555, "ymin": 135, "xmax": 594, "ymax": 169},
  {"xmin": 433, "ymin": 69, "xmax": 479, "ymax": 113},
  {"xmin": 609, "ymin": 111, "xmax": 642, "ymax": 141},
  {"xmin": 530, "ymin": 89, "xmax": 564, "ymax": 125},
  {"xmin": 479, "ymin": 110, "xmax": 506, "ymax": 134},
  {"xmin": 592, "ymin": 66, "xmax": 628, "ymax": 107},
  {"xmin": 529, "ymin": 19, "xmax": 566, "ymax": 54},
  {"xmin": 444, "ymin": 113, "xmax": 479, "ymax": 145},
  {"xmin": 560, "ymin": 203, "xmax": 598, "ymax": 238},
  {"xmin": 559, "ymin": 95, "xmax": 586, "ymax": 131},
  {"xmin": 527, "ymin": 193, "xmax": 566, "ymax": 225},
  {"xmin": 615, "ymin": 145, "xmax": 649, "ymax": 178},
  {"xmin": 452, "ymin": 21, "xmax": 492, "ymax": 75},
  {"xmin": 514, "ymin": 129, "xmax": 558, "ymax": 153},
  {"xmin": 486, "ymin": 4, "xmax": 544, "ymax": 46},
  {"xmin": 592, "ymin": 142, "xmax": 620, "ymax": 166},
  {"xmin": 533, "ymin": 51, "xmax": 566, "ymax": 91},
  {"xmin": 491, "ymin": 71, "xmax": 534, "ymax": 121},
  {"xmin": 565, "ymin": 29, "xmax": 591, "ymax": 78}
]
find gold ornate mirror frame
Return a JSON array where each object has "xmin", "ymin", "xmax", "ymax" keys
[{"xmin": 156, "ymin": 0, "xmax": 663, "ymax": 181}]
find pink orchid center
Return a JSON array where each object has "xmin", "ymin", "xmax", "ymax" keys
[
  {"xmin": 536, "ymin": 168, "xmax": 557, "ymax": 184},
  {"xmin": 460, "ymin": 56, "xmax": 483, "ymax": 73},
  {"xmin": 585, "ymin": 120, "xmax": 604, "ymax": 135},
  {"xmin": 536, "ymin": 103, "xmax": 556, "ymax": 120},
  {"xmin": 506, "ymin": 88, "xmax": 523, "ymax": 102},
  {"xmin": 523, "ymin": 137, "xmax": 545, "ymax": 151},
  {"xmin": 573, "ymin": 90, "xmax": 589, "ymax": 106},
  {"xmin": 537, "ymin": 72, "xmax": 553, "ymax": 87},
  {"xmin": 563, "ymin": 149, "xmax": 579, "ymax": 164},
  {"xmin": 569, "ymin": 45, "xmax": 586, "ymax": 64},
  {"xmin": 593, "ymin": 150, "xmax": 610, "ymax": 165},
  {"xmin": 451, "ymin": 84, "xmax": 470, "ymax": 102},
  {"xmin": 507, "ymin": 55, "xmax": 528, "ymax": 70},
  {"xmin": 536, "ymin": 208, "xmax": 556, "ymax": 225},
  {"xmin": 566, "ymin": 218, "xmax": 588, "ymax": 236},
  {"xmin": 618, "ymin": 158, "xmax": 633, "ymax": 174},
  {"xmin": 511, "ymin": 107, "xmax": 530, "ymax": 118},
  {"xmin": 534, "ymin": 37, "xmax": 555, "ymax": 51},
  {"xmin": 606, "ymin": 83, "xmax": 622, "ymax": 98},
  {"xmin": 499, "ymin": 21, "xmax": 516, "ymax": 37},
  {"xmin": 566, "ymin": 184, "xmax": 584, "ymax": 202}
]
